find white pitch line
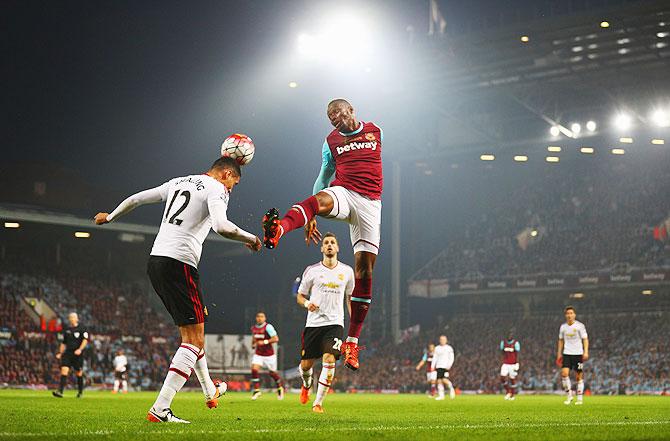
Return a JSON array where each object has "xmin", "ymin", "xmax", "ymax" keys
[{"xmin": 1, "ymin": 420, "xmax": 670, "ymax": 437}]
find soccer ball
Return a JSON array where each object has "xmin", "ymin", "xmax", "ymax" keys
[{"xmin": 220, "ymin": 133, "xmax": 255, "ymax": 165}]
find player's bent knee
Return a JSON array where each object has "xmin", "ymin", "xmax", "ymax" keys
[
  {"xmin": 315, "ymin": 191, "xmax": 335, "ymax": 214},
  {"xmin": 322, "ymin": 353, "xmax": 336, "ymax": 364}
]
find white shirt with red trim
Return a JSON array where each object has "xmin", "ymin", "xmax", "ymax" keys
[{"xmin": 298, "ymin": 261, "xmax": 354, "ymax": 328}]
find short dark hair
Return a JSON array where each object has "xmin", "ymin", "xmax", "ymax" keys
[
  {"xmin": 323, "ymin": 232, "xmax": 337, "ymax": 241},
  {"xmin": 327, "ymin": 98, "xmax": 352, "ymax": 110},
  {"xmin": 256, "ymin": 311, "xmax": 265, "ymax": 316},
  {"xmin": 564, "ymin": 306, "xmax": 576, "ymax": 313},
  {"xmin": 211, "ymin": 156, "xmax": 241, "ymax": 177}
]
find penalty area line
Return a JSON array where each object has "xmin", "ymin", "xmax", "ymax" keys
[{"xmin": 1, "ymin": 420, "xmax": 670, "ymax": 437}]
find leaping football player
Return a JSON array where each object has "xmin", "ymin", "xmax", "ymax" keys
[
  {"xmin": 95, "ymin": 156, "xmax": 262, "ymax": 423},
  {"xmin": 296, "ymin": 232, "xmax": 354, "ymax": 413},
  {"xmin": 500, "ymin": 332, "xmax": 520, "ymax": 400},
  {"xmin": 415, "ymin": 343, "xmax": 437, "ymax": 397},
  {"xmin": 557, "ymin": 306, "xmax": 589, "ymax": 405},
  {"xmin": 250, "ymin": 311, "xmax": 284, "ymax": 400},
  {"xmin": 263, "ymin": 98, "xmax": 382, "ymax": 371}
]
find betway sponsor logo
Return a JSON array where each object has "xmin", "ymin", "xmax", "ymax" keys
[
  {"xmin": 487, "ymin": 281, "xmax": 507, "ymax": 289},
  {"xmin": 610, "ymin": 274, "xmax": 632, "ymax": 282},
  {"xmin": 578, "ymin": 276, "xmax": 599, "ymax": 284},
  {"xmin": 336, "ymin": 141, "xmax": 378, "ymax": 155},
  {"xmin": 516, "ymin": 280, "xmax": 537, "ymax": 288},
  {"xmin": 458, "ymin": 282, "xmax": 479, "ymax": 290},
  {"xmin": 547, "ymin": 278, "xmax": 564, "ymax": 286},
  {"xmin": 642, "ymin": 273, "xmax": 665, "ymax": 281}
]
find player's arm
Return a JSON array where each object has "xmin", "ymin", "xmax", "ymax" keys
[
  {"xmin": 556, "ymin": 338, "xmax": 564, "ymax": 366},
  {"xmin": 416, "ymin": 353, "xmax": 427, "ymax": 371},
  {"xmin": 56, "ymin": 342, "xmax": 65, "ymax": 359},
  {"xmin": 208, "ymin": 190, "xmax": 261, "ymax": 251},
  {"xmin": 312, "ymin": 141, "xmax": 335, "ymax": 195},
  {"xmin": 582, "ymin": 337, "xmax": 589, "ymax": 361},
  {"xmin": 74, "ymin": 332, "xmax": 89, "ymax": 356},
  {"xmin": 445, "ymin": 347, "xmax": 454, "ymax": 370},
  {"xmin": 263, "ymin": 324, "xmax": 279, "ymax": 345},
  {"xmin": 296, "ymin": 269, "xmax": 318, "ymax": 311},
  {"xmin": 95, "ymin": 183, "xmax": 169, "ymax": 224},
  {"xmin": 515, "ymin": 341, "xmax": 520, "ymax": 363},
  {"xmin": 297, "ymin": 292, "xmax": 319, "ymax": 312},
  {"xmin": 430, "ymin": 350, "xmax": 438, "ymax": 371}
]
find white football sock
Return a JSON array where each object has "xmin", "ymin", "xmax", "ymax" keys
[
  {"xmin": 561, "ymin": 376, "xmax": 572, "ymax": 394},
  {"xmin": 345, "ymin": 337, "xmax": 359, "ymax": 344},
  {"xmin": 113, "ymin": 380, "xmax": 119, "ymax": 393},
  {"xmin": 445, "ymin": 379, "xmax": 454, "ymax": 393},
  {"xmin": 577, "ymin": 380, "xmax": 584, "ymax": 398},
  {"xmin": 313, "ymin": 363, "xmax": 335, "ymax": 406},
  {"xmin": 152, "ymin": 343, "xmax": 199, "ymax": 411},
  {"xmin": 437, "ymin": 383, "xmax": 445, "ymax": 398},
  {"xmin": 301, "ymin": 367, "xmax": 313, "ymax": 388},
  {"xmin": 122, "ymin": 380, "xmax": 128, "ymax": 392},
  {"xmin": 194, "ymin": 349, "xmax": 217, "ymax": 399}
]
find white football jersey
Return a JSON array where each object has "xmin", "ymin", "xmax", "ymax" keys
[
  {"xmin": 150, "ymin": 174, "xmax": 230, "ymax": 268},
  {"xmin": 298, "ymin": 261, "xmax": 354, "ymax": 328},
  {"xmin": 431, "ymin": 344, "xmax": 455, "ymax": 370},
  {"xmin": 559, "ymin": 320, "xmax": 588, "ymax": 355},
  {"xmin": 113, "ymin": 355, "xmax": 128, "ymax": 372}
]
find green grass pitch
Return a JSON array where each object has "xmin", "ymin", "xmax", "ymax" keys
[{"xmin": 1, "ymin": 390, "xmax": 669, "ymax": 440}]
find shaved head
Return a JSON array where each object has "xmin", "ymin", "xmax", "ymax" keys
[{"xmin": 327, "ymin": 98, "xmax": 352, "ymax": 110}]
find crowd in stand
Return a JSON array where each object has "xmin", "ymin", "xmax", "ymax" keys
[
  {"xmin": 413, "ymin": 159, "xmax": 670, "ymax": 280},
  {"xmin": 336, "ymin": 296, "xmax": 670, "ymax": 395}
]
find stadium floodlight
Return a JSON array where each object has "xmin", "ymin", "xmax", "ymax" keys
[
  {"xmin": 586, "ymin": 120, "xmax": 597, "ymax": 132},
  {"xmin": 513, "ymin": 155, "xmax": 528, "ymax": 162},
  {"xmin": 570, "ymin": 292, "xmax": 585, "ymax": 299},
  {"xmin": 530, "ymin": 229, "xmax": 538, "ymax": 237},
  {"xmin": 651, "ymin": 139, "xmax": 665, "ymax": 145},
  {"xmin": 580, "ymin": 147, "xmax": 595, "ymax": 154},
  {"xmin": 480, "ymin": 154, "xmax": 495, "ymax": 161},
  {"xmin": 658, "ymin": 32, "xmax": 669, "ymax": 38},
  {"xmin": 520, "ymin": 35, "xmax": 529, "ymax": 43},
  {"xmin": 651, "ymin": 109, "xmax": 669, "ymax": 127},
  {"xmin": 642, "ymin": 289, "xmax": 653, "ymax": 295},
  {"xmin": 619, "ymin": 137, "xmax": 633, "ymax": 144},
  {"xmin": 74, "ymin": 231, "xmax": 91, "ymax": 238},
  {"xmin": 297, "ymin": 33, "xmax": 319, "ymax": 57},
  {"xmin": 613, "ymin": 113, "xmax": 632, "ymax": 130},
  {"xmin": 549, "ymin": 126, "xmax": 560, "ymax": 137},
  {"xmin": 611, "ymin": 148, "xmax": 625, "ymax": 155},
  {"xmin": 570, "ymin": 123, "xmax": 581, "ymax": 135},
  {"xmin": 545, "ymin": 156, "xmax": 560, "ymax": 163},
  {"xmin": 600, "ymin": 21, "xmax": 610, "ymax": 28},
  {"xmin": 547, "ymin": 146, "xmax": 562, "ymax": 152},
  {"xmin": 288, "ymin": 81, "xmax": 298, "ymax": 88},
  {"xmin": 4, "ymin": 222, "xmax": 20, "ymax": 228},
  {"xmin": 297, "ymin": 12, "xmax": 374, "ymax": 62}
]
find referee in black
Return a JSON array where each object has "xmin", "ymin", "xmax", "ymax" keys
[{"xmin": 53, "ymin": 312, "xmax": 89, "ymax": 398}]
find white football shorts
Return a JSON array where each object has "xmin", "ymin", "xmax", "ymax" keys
[
  {"xmin": 251, "ymin": 354, "xmax": 278, "ymax": 372},
  {"xmin": 500, "ymin": 363, "xmax": 519, "ymax": 378},
  {"xmin": 321, "ymin": 186, "xmax": 382, "ymax": 255}
]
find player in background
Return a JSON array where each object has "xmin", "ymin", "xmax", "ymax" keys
[
  {"xmin": 431, "ymin": 335, "xmax": 455, "ymax": 400},
  {"xmin": 296, "ymin": 232, "xmax": 354, "ymax": 413},
  {"xmin": 52, "ymin": 312, "xmax": 88, "ymax": 398},
  {"xmin": 95, "ymin": 156, "xmax": 261, "ymax": 423},
  {"xmin": 557, "ymin": 306, "xmax": 589, "ymax": 405},
  {"xmin": 500, "ymin": 332, "xmax": 520, "ymax": 400},
  {"xmin": 415, "ymin": 343, "xmax": 437, "ymax": 397},
  {"xmin": 112, "ymin": 349, "xmax": 129, "ymax": 394},
  {"xmin": 250, "ymin": 312, "xmax": 284, "ymax": 400},
  {"xmin": 262, "ymin": 99, "xmax": 383, "ymax": 371}
]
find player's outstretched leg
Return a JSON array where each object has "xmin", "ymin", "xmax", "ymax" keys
[
  {"xmin": 262, "ymin": 193, "xmax": 334, "ymax": 249},
  {"xmin": 269, "ymin": 371, "xmax": 284, "ymax": 400},
  {"xmin": 575, "ymin": 375, "xmax": 585, "ymax": 405},
  {"xmin": 509, "ymin": 378, "xmax": 516, "ymax": 400},
  {"xmin": 76, "ymin": 372, "xmax": 84, "ymax": 398},
  {"xmin": 147, "ymin": 342, "xmax": 200, "ymax": 423},
  {"xmin": 52, "ymin": 371, "xmax": 67, "ymax": 398},
  {"xmin": 436, "ymin": 381, "xmax": 445, "ymax": 400},
  {"xmin": 501, "ymin": 376, "xmax": 510, "ymax": 400},
  {"xmin": 342, "ymin": 252, "xmax": 375, "ymax": 371}
]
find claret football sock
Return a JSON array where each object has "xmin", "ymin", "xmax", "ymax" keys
[
  {"xmin": 280, "ymin": 196, "xmax": 320, "ymax": 234},
  {"xmin": 348, "ymin": 278, "xmax": 372, "ymax": 340}
]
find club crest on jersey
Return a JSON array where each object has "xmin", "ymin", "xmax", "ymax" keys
[
  {"xmin": 365, "ymin": 133, "xmax": 376, "ymax": 141},
  {"xmin": 338, "ymin": 274, "xmax": 344, "ymax": 280}
]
